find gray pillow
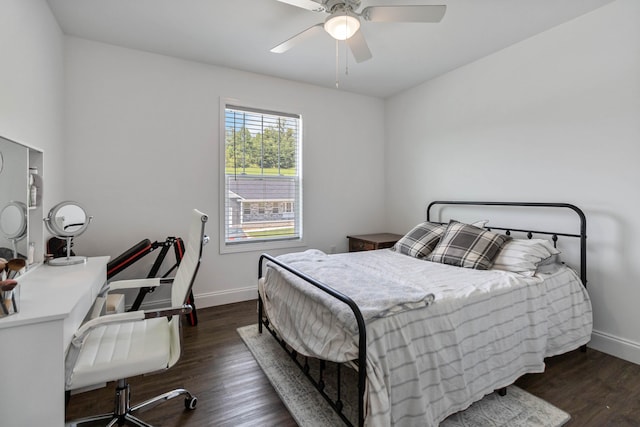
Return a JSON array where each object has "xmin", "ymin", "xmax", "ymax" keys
[{"xmin": 427, "ymin": 220, "xmax": 511, "ymax": 270}]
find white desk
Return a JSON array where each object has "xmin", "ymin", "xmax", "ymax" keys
[{"xmin": 0, "ymin": 256, "xmax": 109, "ymax": 426}]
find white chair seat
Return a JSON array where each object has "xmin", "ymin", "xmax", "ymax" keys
[{"xmin": 69, "ymin": 317, "xmax": 170, "ymax": 390}]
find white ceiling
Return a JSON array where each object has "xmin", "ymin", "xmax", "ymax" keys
[{"xmin": 47, "ymin": 0, "xmax": 614, "ymax": 98}]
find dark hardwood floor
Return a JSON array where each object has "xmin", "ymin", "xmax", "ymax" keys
[{"xmin": 66, "ymin": 300, "xmax": 640, "ymax": 426}]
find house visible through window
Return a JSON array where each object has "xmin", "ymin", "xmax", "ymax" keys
[{"xmin": 223, "ymin": 104, "xmax": 302, "ymax": 247}]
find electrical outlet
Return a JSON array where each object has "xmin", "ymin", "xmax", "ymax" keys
[{"xmin": 330, "ymin": 245, "xmax": 336, "ymax": 254}]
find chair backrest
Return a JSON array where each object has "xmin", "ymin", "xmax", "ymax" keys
[
  {"xmin": 168, "ymin": 208, "xmax": 208, "ymax": 366},
  {"xmin": 171, "ymin": 209, "xmax": 208, "ymax": 307}
]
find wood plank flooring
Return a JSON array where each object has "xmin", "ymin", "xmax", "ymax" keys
[{"xmin": 66, "ymin": 300, "xmax": 640, "ymax": 426}]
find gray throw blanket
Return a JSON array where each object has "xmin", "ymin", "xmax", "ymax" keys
[{"xmin": 267, "ymin": 249, "xmax": 435, "ymax": 333}]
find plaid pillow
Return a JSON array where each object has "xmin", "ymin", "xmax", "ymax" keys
[
  {"xmin": 393, "ymin": 222, "xmax": 447, "ymax": 258},
  {"xmin": 427, "ymin": 220, "xmax": 511, "ymax": 270}
]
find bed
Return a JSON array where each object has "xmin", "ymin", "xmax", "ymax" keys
[{"xmin": 257, "ymin": 201, "xmax": 593, "ymax": 427}]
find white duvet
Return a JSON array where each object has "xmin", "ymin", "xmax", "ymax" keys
[{"xmin": 259, "ymin": 249, "xmax": 592, "ymax": 426}]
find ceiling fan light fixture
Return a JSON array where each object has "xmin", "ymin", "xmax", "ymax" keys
[{"xmin": 324, "ymin": 11, "xmax": 360, "ymax": 40}]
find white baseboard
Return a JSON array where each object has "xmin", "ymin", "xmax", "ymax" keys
[
  {"xmin": 195, "ymin": 286, "xmax": 258, "ymax": 308},
  {"xmin": 133, "ymin": 286, "xmax": 258, "ymax": 311},
  {"xmin": 589, "ymin": 329, "xmax": 640, "ymax": 365}
]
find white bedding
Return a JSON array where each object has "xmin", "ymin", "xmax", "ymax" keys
[{"xmin": 259, "ymin": 249, "xmax": 592, "ymax": 427}]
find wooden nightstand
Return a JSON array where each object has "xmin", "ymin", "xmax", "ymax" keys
[{"xmin": 347, "ymin": 233, "xmax": 403, "ymax": 252}]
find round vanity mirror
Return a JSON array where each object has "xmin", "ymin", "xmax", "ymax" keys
[
  {"xmin": 0, "ymin": 201, "xmax": 27, "ymax": 240},
  {"xmin": 0, "ymin": 201, "xmax": 27, "ymax": 258},
  {"xmin": 44, "ymin": 201, "xmax": 92, "ymax": 266},
  {"xmin": 47, "ymin": 202, "xmax": 90, "ymax": 237}
]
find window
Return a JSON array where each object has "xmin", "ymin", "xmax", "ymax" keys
[{"xmin": 221, "ymin": 102, "xmax": 302, "ymax": 250}]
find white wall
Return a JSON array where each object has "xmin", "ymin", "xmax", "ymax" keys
[
  {"xmin": 385, "ymin": 0, "xmax": 640, "ymax": 364},
  {"xmin": 63, "ymin": 37, "xmax": 386, "ymax": 307},
  {"xmin": 10, "ymin": 0, "xmax": 637, "ymax": 365},
  {"xmin": 0, "ymin": 0, "xmax": 65, "ymax": 206}
]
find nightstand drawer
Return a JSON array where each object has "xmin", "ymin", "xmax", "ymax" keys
[
  {"xmin": 347, "ymin": 233, "xmax": 403, "ymax": 252},
  {"xmin": 349, "ymin": 240, "xmax": 376, "ymax": 252}
]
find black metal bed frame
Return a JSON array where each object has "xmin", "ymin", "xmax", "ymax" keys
[{"xmin": 257, "ymin": 201, "xmax": 588, "ymax": 427}]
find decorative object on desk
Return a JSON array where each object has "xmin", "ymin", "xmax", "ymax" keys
[
  {"xmin": 43, "ymin": 201, "xmax": 92, "ymax": 266},
  {"xmin": 47, "ymin": 236, "xmax": 76, "ymax": 259},
  {"xmin": 238, "ymin": 324, "xmax": 571, "ymax": 427},
  {"xmin": 0, "ymin": 201, "xmax": 27, "ymax": 259},
  {"xmin": 0, "ymin": 279, "xmax": 19, "ymax": 316},
  {"xmin": 6, "ymin": 258, "xmax": 26, "ymax": 279}
]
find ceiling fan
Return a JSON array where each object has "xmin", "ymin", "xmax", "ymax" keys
[{"xmin": 271, "ymin": 0, "xmax": 446, "ymax": 63}]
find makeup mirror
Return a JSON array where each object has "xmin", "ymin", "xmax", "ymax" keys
[
  {"xmin": 44, "ymin": 201, "xmax": 92, "ymax": 266},
  {"xmin": 0, "ymin": 201, "xmax": 27, "ymax": 259}
]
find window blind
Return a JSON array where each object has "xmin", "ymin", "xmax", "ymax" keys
[{"xmin": 223, "ymin": 105, "xmax": 302, "ymax": 245}]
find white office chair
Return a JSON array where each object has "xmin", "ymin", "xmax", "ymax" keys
[{"xmin": 65, "ymin": 209, "xmax": 208, "ymax": 427}]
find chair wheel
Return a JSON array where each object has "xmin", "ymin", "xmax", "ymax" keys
[{"xmin": 185, "ymin": 396, "xmax": 198, "ymax": 410}]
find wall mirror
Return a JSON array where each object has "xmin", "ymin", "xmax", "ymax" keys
[
  {"xmin": 0, "ymin": 136, "xmax": 43, "ymax": 268},
  {"xmin": 44, "ymin": 201, "xmax": 92, "ymax": 266},
  {"xmin": 0, "ymin": 137, "xmax": 29, "ymax": 262}
]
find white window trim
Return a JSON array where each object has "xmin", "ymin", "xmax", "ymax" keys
[{"xmin": 219, "ymin": 97, "xmax": 305, "ymax": 254}]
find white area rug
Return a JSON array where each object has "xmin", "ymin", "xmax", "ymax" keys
[{"xmin": 238, "ymin": 324, "xmax": 570, "ymax": 427}]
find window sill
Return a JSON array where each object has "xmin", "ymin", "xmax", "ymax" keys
[{"xmin": 219, "ymin": 238, "xmax": 306, "ymax": 255}]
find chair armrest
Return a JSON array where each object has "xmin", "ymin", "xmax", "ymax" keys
[
  {"xmin": 107, "ymin": 277, "xmax": 173, "ymax": 291},
  {"xmin": 144, "ymin": 304, "xmax": 192, "ymax": 320},
  {"xmin": 72, "ymin": 310, "xmax": 146, "ymax": 346},
  {"xmin": 71, "ymin": 304, "xmax": 192, "ymax": 346}
]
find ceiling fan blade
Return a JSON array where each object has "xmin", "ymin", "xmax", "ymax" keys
[
  {"xmin": 270, "ymin": 23, "xmax": 325, "ymax": 53},
  {"xmin": 361, "ymin": 5, "xmax": 446, "ymax": 23},
  {"xmin": 276, "ymin": 0, "xmax": 325, "ymax": 12},
  {"xmin": 347, "ymin": 30, "xmax": 372, "ymax": 63}
]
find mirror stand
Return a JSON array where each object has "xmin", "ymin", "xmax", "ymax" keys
[
  {"xmin": 48, "ymin": 236, "xmax": 86, "ymax": 266},
  {"xmin": 9, "ymin": 238, "xmax": 19, "ymax": 259}
]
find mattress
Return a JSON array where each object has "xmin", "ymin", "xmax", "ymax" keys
[{"xmin": 259, "ymin": 249, "xmax": 592, "ymax": 426}]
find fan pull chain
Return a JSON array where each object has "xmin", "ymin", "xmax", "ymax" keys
[
  {"xmin": 335, "ymin": 39, "xmax": 340, "ymax": 88},
  {"xmin": 345, "ymin": 39, "xmax": 349, "ymax": 76},
  {"xmin": 334, "ymin": 39, "xmax": 351, "ymax": 88}
]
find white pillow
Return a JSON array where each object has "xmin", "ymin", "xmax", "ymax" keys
[
  {"xmin": 472, "ymin": 220, "xmax": 489, "ymax": 228},
  {"xmin": 535, "ymin": 254, "xmax": 563, "ymax": 274},
  {"xmin": 492, "ymin": 238, "xmax": 560, "ymax": 276}
]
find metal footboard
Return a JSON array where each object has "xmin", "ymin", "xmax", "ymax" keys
[{"xmin": 258, "ymin": 253, "xmax": 366, "ymax": 427}]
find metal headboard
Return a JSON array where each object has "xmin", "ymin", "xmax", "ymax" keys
[{"xmin": 426, "ymin": 201, "xmax": 587, "ymax": 287}]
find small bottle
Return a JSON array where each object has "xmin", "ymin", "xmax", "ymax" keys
[
  {"xmin": 29, "ymin": 167, "xmax": 38, "ymax": 207},
  {"xmin": 29, "ymin": 180, "xmax": 37, "ymax": 207},
  {"xmin": 28, "ymin": 242, "xmax": 35, "ymax": 265}
]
